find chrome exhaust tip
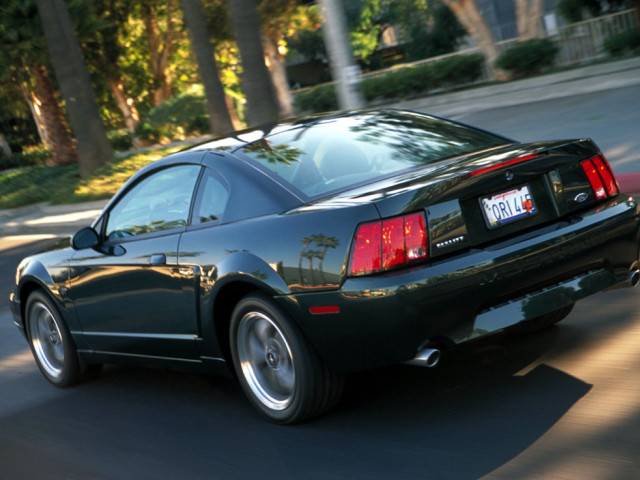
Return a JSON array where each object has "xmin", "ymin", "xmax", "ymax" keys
[
  {"xmin": 629, "ymin": 268, "xmax": 640, "ymax": 288},
  {"xmin": 405, "ymin": 348, "xmax": 441, "ymax": 368}
]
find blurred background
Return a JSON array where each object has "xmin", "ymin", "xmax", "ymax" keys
[{"xmin": 0, "ymin": 0, "xmax": 638, "ymax": 198}]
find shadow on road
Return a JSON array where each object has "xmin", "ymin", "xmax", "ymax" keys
[{"xmin": 0, "ymin": 326, "xmax": 592, "ymax": 480}]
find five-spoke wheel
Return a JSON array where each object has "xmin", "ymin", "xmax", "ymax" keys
[
  {"xmin": 230, "ymin": 293, "xmax": 344, "ymax": 424},
  {"xmin": 26, "ymin": 290, "xmax": 80, "ymax": 387}
]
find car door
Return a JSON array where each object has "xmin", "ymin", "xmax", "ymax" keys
[{"xmin": 67, "ymin": 164, "xmax": 203, "ymax": 361}]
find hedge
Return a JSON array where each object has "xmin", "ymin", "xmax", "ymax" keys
[
  {"xmin": 294, "ymin": 53, "xmax": 484, "ymax": 114},
  {"xmin": 495, "ymin": 38, "xmax": 558, "ymax": 78}
]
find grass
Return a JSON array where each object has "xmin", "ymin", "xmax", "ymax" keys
[{"xmin": 0, "ymin": 145, "xmax": 184, "ymax": 210}]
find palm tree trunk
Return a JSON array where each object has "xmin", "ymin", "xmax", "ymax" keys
[
  {"xmin": 35, "ymin": 0, "xmax": 113, "ymax": 176},
  {"xmin": 225, "ymin": 0, "xmax": 279, "ymax": 126},
  {"xmin": 262, "ymin": 33, "xmax": 294, "ymax": 119},
  {"xmin": 181, "ymin": 0, "xmax": 234, "ymax": 136},
  {"xmin": 29, "ymin": 63, "xmax": 77, "ymax": 166},
  {"xmin": 439, "ymin": 0, "xmax": 508, "ymax": 80},
  {"xmin": 142, "ymin": 0, "xmax": 176, "ymax": 106},
  {"xmin": 515, "ymin": 0, "xmax": 544, "ymax": 40},
  {"xmin": 0, "ymin": 133, "xmax": 11, "ymax": 157}
]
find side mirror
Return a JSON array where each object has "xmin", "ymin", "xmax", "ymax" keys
[{"xmin": 71, "ymin": 227, "xmax": 100, "ymax": 250}]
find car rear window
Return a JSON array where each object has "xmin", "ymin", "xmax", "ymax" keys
[{"xmin": 239, "ymin": 110, "xmax": 509, "ymax": 198}]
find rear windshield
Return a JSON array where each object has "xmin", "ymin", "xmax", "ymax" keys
[{"xmin": 239, "ymin": 110, "xmax": 509, "ymax": 198}]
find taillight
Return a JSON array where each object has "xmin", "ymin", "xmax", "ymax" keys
[
  {"xmin": 581, "ymin": 154, "xmax": 618, "ymax": 200},
  {"xmin": 349, "ymin": 212, "xmax": 428, "ymax": 276}
]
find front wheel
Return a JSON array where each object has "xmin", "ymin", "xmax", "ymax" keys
[
  {"xmin": 25, "ymin": 290, "xmax": 81, "ymax": 387},
  {"xmin": 229, "ymin": 293, "xmax": 344, "ymax": 424}
]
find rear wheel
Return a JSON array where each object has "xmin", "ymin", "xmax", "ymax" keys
[
  {"xmin": 229, "ymin": 293, "xmax": 344, "ymax": 424},
  {"xmin": 25, "ymin": 290, "xmax": 81, "ymax": 387},
  {"xmin": 512, "ymin": 303, "xmax": 575, "ymax": 333}
]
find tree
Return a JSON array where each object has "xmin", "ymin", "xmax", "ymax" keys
[
  {"xmin": 138, "ymin": 0, "xmax": 181, "ymax": 106},
  {"xmin": 225, "ymin": 0, "xmax": 279, "ymax": 126},
  {"xmin": 258, "ymin": 0, "xmax": 309, "ymax": 118},
  {"xmin": 438, "ymin": 0, "xmax": 508, "ymax": 80},
  {"xmin": 35, "ymin": 0, "xmax": 113, "ymax": 176},
  {"xmin": 181, "ymin": 0, "xmax": 234, "ymax": 136},
  {"xmin": 90, "ymin": 0, "xmax": 143, "ymax": 141},
  {"xmin": 0, "ymin": 0, "xmax": 77, "ymax": 166},
  {"xmin": 515, "ymin": 0, "xmax": 543, "ymax": 40}
]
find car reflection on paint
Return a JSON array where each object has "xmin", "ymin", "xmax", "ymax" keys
[{"xmin": 9, "ymin": 109, "xmax": 640, "ymax": 423}]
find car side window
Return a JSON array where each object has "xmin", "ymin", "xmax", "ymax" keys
[
  {"xmin": 193, "ymin": 170, "xmax": 229, "ymax": 225},
  {"xmin": 105, "ymin": 165, "xmax": 201, "ymax": 240}
]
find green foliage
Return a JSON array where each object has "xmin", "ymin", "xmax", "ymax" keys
[
  {"xmin": 108, "ymin": 129, "xmax": 134, "ymax": 152},
  {"xmin": 0, "ymin": 165, "xmax": 79, "ymax": 208},
  {"xmin": 0, "ymin": 145, "xmax": 183, "ymax": 208},
  {"xmin": 294, "ymin": 54, "xmax": 484, "ymax": 113},
  {"xmin": 495, "ymin": 39, "xmax": 559, "ymax": 78},
  {"xmin": 604, "ymin": 28, "xmax": 640, "ymax": 57},
  {"xmin": 134, "ymin": 86, "xmax": 209, "ymax": 143},
  {"xmin": 556, "ymin": 0, "xmax": 629, "ymax": 22},
  {"xmin": 293, "ymin": 84, "xmax": 338, "ymax": 113},
  {"xmin": 0, "ymin": 145, "xmax": 51, "ymax": 172},
  {"xmin": 393, "ymin": 2, "xmax": 466, "ymax": 62}
]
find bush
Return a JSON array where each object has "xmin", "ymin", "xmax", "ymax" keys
[
  {"xmin": 495, "ymin": 38, "xmax": 558, "ymax": 78},
  {"xmin": 293, "ymin": 54, "xmax": 484, "ymax": 113},
  {"xmin": 293, "ymin": 84, "xmax": 337, "ymax": 113},
  {"xmin": 432, "ymin": 54, "xmax": 484, "ymax": 86},
  {"xmin": 604, "ymin": 28, "xmax": 640, "ymax": 57},
  {"xmin": 108, "ymin": 129, "xmax": 134, "ymax": 152},
  {"xmin": 0, "ymin": 145, "xmax": 51, "ymax": 171},
  {"xmin": 135, "ymin": 86, "xmax": 209, "ymax": 143}
]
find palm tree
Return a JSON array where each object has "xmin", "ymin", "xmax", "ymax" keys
[
  {"xmin": 181, "ymin": 0, "xmax": 234, "ymax": 136},
  {"xmin": 35, "ymin": 0, "xmax": 113, "ymax": 176},
  {"xmin": 0, "ymin": 0, "xmax": 77, "ymax": 166},
  {"xmin": 438, "ymin": 0, "xmax": 508, "ymax": 80},
  {"xmin": 225, "ymin": 0, "xmax": 279, "ymax": 126}
]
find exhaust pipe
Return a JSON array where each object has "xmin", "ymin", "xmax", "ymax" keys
[
  {"xmin": 405, "ymin": 348, "xmax": 441, "ymax": 368},
  {"xmin": 629, "ymin": 268, "xmax": 640, "ymax": 288}
]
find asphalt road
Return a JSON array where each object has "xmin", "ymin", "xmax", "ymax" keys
[
  {"xmin": 451, "ymin": 84, "xmax": 640, "ymax": 175},
  {"xmin": 2, "ymin": 86, "xmax": 640, "ymax": 479}
]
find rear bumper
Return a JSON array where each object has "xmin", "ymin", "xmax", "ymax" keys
[{"xmin": 285, "ymin": 196, "xmax": 640, "ymax": 373}]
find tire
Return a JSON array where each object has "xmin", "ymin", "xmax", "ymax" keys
[
  {"xmin": 229, "ymin": 293, "xmax": 344, "ymax": 424},
  {"xmin": 25, "ymin": 290, "xmax": 81, "ymax": 387},
  {"xmin": 511, "ymin": 303, "xmax": 575, "ymax": 333}
]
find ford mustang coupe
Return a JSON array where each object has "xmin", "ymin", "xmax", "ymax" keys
[{"xmin": 10, "ymin": 109, "xmax": 640, "ymax": 423}]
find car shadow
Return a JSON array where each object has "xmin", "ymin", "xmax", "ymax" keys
[{"xmin": 0, "ymin": 325, "xmax": 593, "ymax": 480}]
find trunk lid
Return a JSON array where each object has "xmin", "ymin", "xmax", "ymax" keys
[{"xmin": 311, "ymin": 139, "xmax": 615, "ymax": 259}]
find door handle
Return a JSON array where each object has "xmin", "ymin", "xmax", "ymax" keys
[{"xmin": 149, "ymin": 253, "xmax": 166, "ymax": 265}]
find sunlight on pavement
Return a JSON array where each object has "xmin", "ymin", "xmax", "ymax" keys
[
  {"xmin": 23, "ymin": 209, "xmax": 102, "ymax": 226},
  {"xmin": 0, "ymin": 350, "xmax": 33, "ymax": 374},
  {"xmin": 487, "ymin": 302, "xmax": 640, "ymax": 479},
  {"xmin": 0, "ymin": 234, "xmax": 57, "ymax": 253}
]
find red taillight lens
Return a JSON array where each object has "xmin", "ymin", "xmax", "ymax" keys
[
  {"xmin": 350, "ymin": 222, "xmax": 381, "ymax": 275},
  {"xmin": 382, "ymin": 217, "xmax": 405, "ymax": 269},
  {"xmin": 581, "ymin": 154, "xmax": 618, "ymax": 200},
  {"xmin": 404, "ymin": 213, "xmax": 428, "ymax": 261},
  {"xmin": 350, "ymin": 212, "xmax": 428, "ymax": 276},
  {"xmin": 591, "ymin": 155, "xmax": 618, "ymax": 196}
]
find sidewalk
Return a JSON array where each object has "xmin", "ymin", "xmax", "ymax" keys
[
  {"xmin": 0, "ymin": 200, "xmax": 107, "ymax": 238},
  {"xmin": 2, "ymin": 56, "xmax": 640, "ymax": 238}
]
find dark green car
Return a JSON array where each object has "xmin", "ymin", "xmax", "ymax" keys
[{"xmin": 9, "ymin": 109, "xmax": 640, "ymax": 423}]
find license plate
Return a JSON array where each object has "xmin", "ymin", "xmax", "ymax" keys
[{"xmin": 480, "ymin": 185, "xmax": 536, "ymax": 228}]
